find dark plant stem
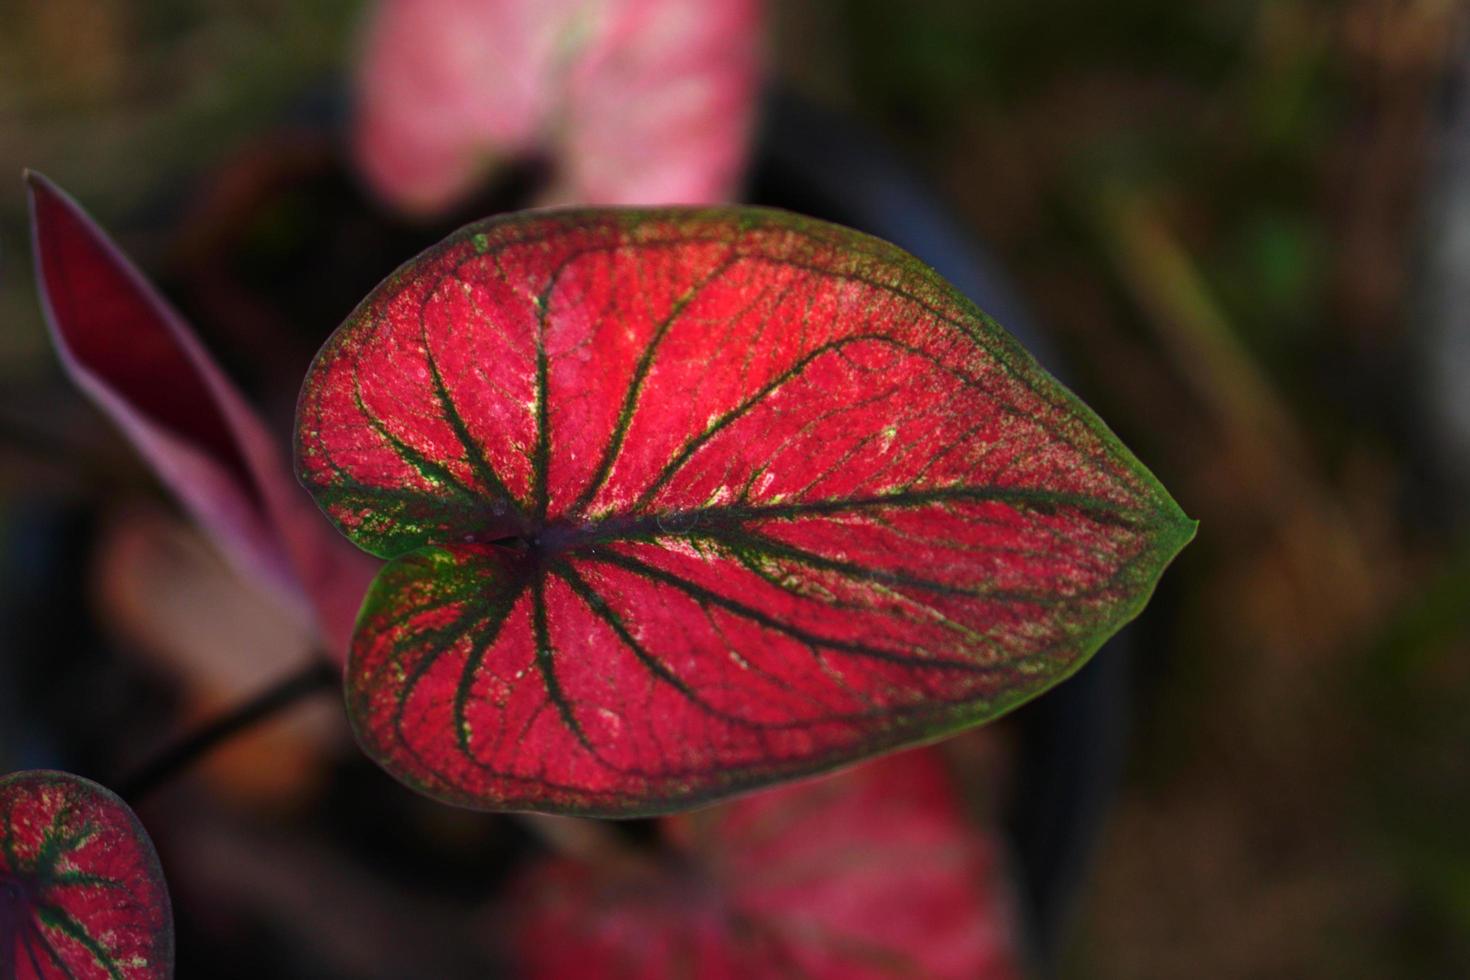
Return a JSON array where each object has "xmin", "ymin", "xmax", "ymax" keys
[
  {"xmin": 111, "ymin": 656, "xmax": 636, "ymax": 864},
  {"xmin": 117, "ymin": 657, "xmax": 338, "ymax": 802},
  {"xmin": 517, "ymin": 813, "xmax": 641, "ymax": 870}
]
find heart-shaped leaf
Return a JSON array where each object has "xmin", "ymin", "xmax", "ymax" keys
[
  {"xmin": 0, "ymin": 771, "xmax": 172, "ymax": 979},
  {"xmin": 26, "ymin": 172, "xmax": 377, "ymax": 658},
  {"xmin": 296, "ymin": 207, "xmax": 1194, "ymax": 815},
  {"xmin": 352, "ymin": 0, "xmax": 760, "ymax": 212},
  {"xmin": 504, "ymin": 747, "xmax": 1020, "ymax": 978}
]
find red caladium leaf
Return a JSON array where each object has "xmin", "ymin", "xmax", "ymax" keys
[
  {"xmin": 296, "ymin": 207, "xmax": 1195, "ymax": 815},
  {"xmin": 26, "ymin": 172, "xmax": 377, "ymax": 659},
  {"xmin": 353, "ymin": 0, "xmax": 760, "ymax": 213},
  {"xmin": 505, "ymin": 748, "xmax": 1020, "ymax": 979},
  {"xmin": 0, "ymin": 771, "xmax": 172, "ymax": 980}
]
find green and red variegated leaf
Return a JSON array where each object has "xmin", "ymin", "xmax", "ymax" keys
[
  {"xmin": 296, "ymin": 207, "xmax": 1195, "ymax": 815},
  {"xmin": 0, "ymin": 771, "xmax": 172, "ymax": 980},
  {"xmin": 504, "ymin": 747, "xmax": 1020, "ymax": 979}
]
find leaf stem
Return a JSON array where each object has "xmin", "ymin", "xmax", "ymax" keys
[
  {"xmin": 514, "ymin": 813, "xmax": 654, "ymax": 873},
  {"xmin": 117, "ymin": 657, "xmax": 338, "ymax": 802},
  {"xmin": 516, "ymin": 813, "xmax": 621, "ymax": 861},
  {"xmin": 112, "ymin": 658, "xmax": 647, "ymax": 868}
]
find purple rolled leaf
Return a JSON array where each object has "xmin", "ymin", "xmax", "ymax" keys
[{"xmin": 26, "ymin": 172, "xmax": 375, "ymax": 659}]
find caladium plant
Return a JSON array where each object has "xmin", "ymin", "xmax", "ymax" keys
[
  {"xmin": 504, "ymin": 746, "xmax": 1020, "ymax": 979},
  {"xmin": 18, "ymin": 2, "xmax": 1197, "ymax": 967},
  {"xmin": 353, "ymin": 0, "xmax": 761, "ymax": 213},
  {"xmin": 27, "ymin": 175, "xmax": 1190, "ymax": 821},
  {"xmin": 0, "ymin": 771, "xmax": 173, "ymax": 980},
  {"xmin": 296, "ymin": 207, "xmax": 1195, "ymax": 816}
]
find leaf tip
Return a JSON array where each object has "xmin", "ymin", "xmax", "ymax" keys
[
  {"xmin": 1155, "ymin": 494, "xmax": 1199, "ymax": 563},
  {"xmin": 22, "ymin": 168, "xmax": 71, "ymax": 224}
]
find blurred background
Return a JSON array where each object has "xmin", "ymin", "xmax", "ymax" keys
[{"xmin": 2, "ymin": 0, "xmax": 1469, "ymax": 976}]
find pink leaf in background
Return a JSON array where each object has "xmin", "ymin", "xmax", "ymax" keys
[
  {"xmin": 353, "ymin": 0, "xmax": 761, "ymax": 214},
  {"xmin": 552, "ymin": 0, "xmax": 761, "ymax": 206},
  {"xmin": 505, "ymin": 748, "xmax": 1022, "ymax": 979},
  {"xmin": 352, "ymin": 0, "xmax": 587, "ymax": 213},
  {"xmin": 26, "ymin": 173, "xmax": 376, "ymax": 660}
]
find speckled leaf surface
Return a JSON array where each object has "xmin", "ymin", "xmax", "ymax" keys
[
  {"xmin": 505, "ymin": 748, "xmax": 1021, "ymax": 979},
  {"xmin": 0, "ymin": 772, "xmax": 172, "ymax": 980},
  {"xmin": 296, "ymin": 207, "xmax": 1195, "ymax": 815}
]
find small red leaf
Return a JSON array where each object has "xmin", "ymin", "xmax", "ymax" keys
[
  {"xmin": 352, "ymin": 0, "xmax": 760, "ymax": 212},
  {"xmin": 26, "ymin": 173, "xmax": 377, "ymax": 657},
  {"xmin": 506, "ymin": 748, "xmax": 1020, "ymax": 979},
  {"xmin": 297, "ymin": 208, "xmax": 1195, "ymax": 814},
  {"xmin": 0, "ymin": 771, "xmax": 172, "ymax": 980}
]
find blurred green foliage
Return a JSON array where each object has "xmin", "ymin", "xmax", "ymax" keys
[{"xmin": 791, "ymin": 1, "xmax": 1468, "ymax": 976}]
